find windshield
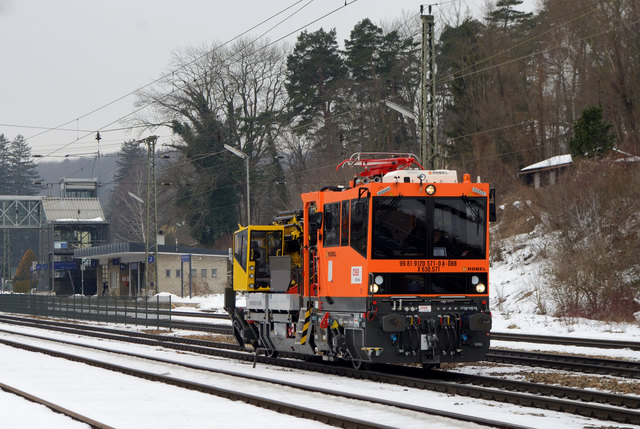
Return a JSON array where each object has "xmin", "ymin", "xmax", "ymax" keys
[{"xmin": 372, "ymin": 197, "xmax": 486, "ymax": 259}]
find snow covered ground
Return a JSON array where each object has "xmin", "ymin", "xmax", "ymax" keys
[
  {"xmin": 489, "ymin": 221, "xmax": 640, "ymax": 344},
  {"xmin": 0, "ymin": 320, "xmax": 633, "ymax": 429},
  {"xmin": 1, "ymin": 218, "xmax": 639, "ymax": 427}
]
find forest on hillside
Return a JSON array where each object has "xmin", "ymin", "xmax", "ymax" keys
[{"xmin": 109, "ymin": 0, "xmax": 639, "ymax": 249}]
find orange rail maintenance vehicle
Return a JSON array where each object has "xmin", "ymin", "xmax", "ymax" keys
[{"xmin": 225, "ymin": 153, "xmax": 496, "ymax": 368}]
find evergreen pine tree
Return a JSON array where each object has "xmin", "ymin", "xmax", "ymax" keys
[
  {"xmin": 344, "ymin": 19, "xmax": 382, "ymax": 87},
  {"xmin": 569, "ymin": 106, "xmax": 616, "ymax": 158},
  {"xmin": 0, "ymin": 134, "xmax": 41, "ymax": 195},
  {"xmin": 486, "ymin": 0, "xmax": 533, "ymax": 29},
  {"xmin": 0, "ymin": 134, "xmax": 10, "ymax": 194},
  {"xmin": 286, "ymin": 28, "xmax": 347, "ymax": 133},
  {"xmin": 114, "ymin": 139, "xmax": 146, "ymax": 183}
]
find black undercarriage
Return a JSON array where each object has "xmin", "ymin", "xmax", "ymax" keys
[{"xmin": 225, "ymin": 289, "xmax": 491, "ymax": 365}]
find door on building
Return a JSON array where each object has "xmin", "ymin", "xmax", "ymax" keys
[{"xmin": 110, "ymin": 271, "xmax": 119, "ymax": 295}]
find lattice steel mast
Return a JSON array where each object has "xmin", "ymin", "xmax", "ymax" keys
[
  {"xmin": 420, "ymin": 5, "xmax": 439, "ymax": 169},
  {"xmin": 143, "ymin": 135, "xmax": 159, "ymax": 295}
]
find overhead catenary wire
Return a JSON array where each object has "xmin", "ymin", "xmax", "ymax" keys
[
  {"xmin": 35, "ymin": 2, "xmax": 631, "ymax": 187},
  {"xmin": 24, "ymin": 0, "xmax": 311, "ymax": 145},
  {"xmin": 40, "ymin": 2, "xmax": 616, "ymax": 155},
  {"xmin": 436, "ymin": 5, "xmax": 600, "ymax": 85},
  {"xmin": 31, "ymin": 0, "xmax": 362, "ymax": 161},
  {"xmin": 105, "ymin": 0, "xmax": 361, "ymax": 146},
  {"xmin": 23, "ymin": 1, "xmax": 418, "ymax": 163},
  {"xmin": 15, "ymin": 1, "xmax": 627, "ymax": 162},
  {"xmin": 439, "ymin": 11, "xmax": 640, "ymax": 84},
  {"xmin": 270, "ymin": 5, "xmax": 608, "ymax": 138}
]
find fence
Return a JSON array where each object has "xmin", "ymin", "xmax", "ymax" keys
[{"xmin": 0, "ymin": 294, "xmax": 172, "ymax": 330}]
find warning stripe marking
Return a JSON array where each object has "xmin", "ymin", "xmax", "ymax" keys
[{"xmin": 300, "ymin": 308, "xmax": 311, "ymax": 345}]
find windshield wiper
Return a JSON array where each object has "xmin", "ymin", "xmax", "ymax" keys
[
  {"xmin": 460, "ymin": 195, "xmax": 483, "ymax": 231},
  {"xmin": 381, "ymin": 194, "xmax": 403, "ymax": 222}
]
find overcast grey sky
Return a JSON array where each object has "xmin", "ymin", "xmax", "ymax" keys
[{"xmin": 0, "ymin": 0, "xmax": 536, "ymax": 161}]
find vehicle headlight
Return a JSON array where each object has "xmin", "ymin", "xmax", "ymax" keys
[
  {"xmin": 425, "ymin": 184, "xmax": 436, "ymax": 195},
  {"xmin": 369, "ymin": 284, "xmax": 379, "ymax": 294},
  {"xmin": 471, "ymin": 275, "xmax": 479, "ymax": 285},
  {"xmin": 374, "ymin": 275, "xmax": 384, "ymax": 285},
  {"xmin": 475, "ymin": 283, "xmax": 486, "ymax": 293}
]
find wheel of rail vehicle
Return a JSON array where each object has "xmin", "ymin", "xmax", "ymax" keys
[
  {"xmin": 421, "ymin": 363, "xmax": 439, "ymax": 370},
  {"xmin": 264, "ymin": 347, "xmax": 279, "ymax": 359},
  {"xmin": 351, "ymin": 360, "xmax": 369, "ymax": 370}
]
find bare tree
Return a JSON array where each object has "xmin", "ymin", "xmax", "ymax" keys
[
  {"xmin": 133, "ymin": 38, "xmax": 290, "ymax": 244},
  {"xmin": 111, "ymin": 168, "xmax": 147, "ymax": 242}
]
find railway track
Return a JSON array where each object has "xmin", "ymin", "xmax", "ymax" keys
[
  {"xmin": 0, "ymin": 329, "xmax": 523, "ymax": 429},
  {"xmin": 170, "ymin": 312, "xmax": 640, "ymax": 352},
  {"xmin": 3, "ymin": 313, "xmax": 638, "ymax": 378},
  {"xmin": 491, "ymin": 331, "xmax": 640, "ymax": 351},
  {"xmin": 4, "ymin": 314, "xmax": 639, "ymax": 381},
  {"xmin": 0, "ymin": 382, "xmax": 115, "ymax": 429},
  {"xmin": 487, "ymin": 349, "xmax": 640, "ymax": 378},
  {"xmin": 146, "ymin": 319, "xmax": 640, "ymax": 379},
  {"xmin": 1, "ymin": 314, "xmax": 640, "ymax": 425},
  {"xmin": 169, "ymin": 320, "xmax": 232, "ymax": 333}
]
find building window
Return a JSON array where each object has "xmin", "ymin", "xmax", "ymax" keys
[
  {"xmin": 201, "ymin": 269, "xmax": 207, "ymax": 278},
  {"xmin": 176, "ymin": 269, "xmax": 181, "ymax": 277},
  {"xmin": 211, "ymin": 268, "xmax": 217, "ymax": 278},
  {"xmin": 190, "ymin": 269, "xmax": 196, "ymax": 277},
  {"xmin": 165, "ymin": 270, "xmax": 171, "ymax": 278}
]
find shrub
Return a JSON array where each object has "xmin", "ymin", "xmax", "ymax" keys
[
  {"xmin": 540, "ymin": 159, "xmax": 640, "ymax": 321},
  {"xmin": 13, "ymin": 280, "xmax": 33, "ymax": 294}
]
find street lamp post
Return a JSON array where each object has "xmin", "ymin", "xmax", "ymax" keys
[
  {"xmin": 223, "ymin": 144, "xmax": 250, "ymax": 225},
  {"xmin": 128, "ymin": 192, "xmax": 145, "ymax": 296}
]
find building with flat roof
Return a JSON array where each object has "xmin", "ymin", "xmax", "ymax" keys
[
  {"xmin": 40, "ymin": 197, "xmax": 110, "ymax": 294},
  {"xmin": 74, "ymin": 243, "xmax": 229, "ymax": 297},
  {"xmin": 518, "ymin": 154, "xmax": 573, "ymax": 188}
]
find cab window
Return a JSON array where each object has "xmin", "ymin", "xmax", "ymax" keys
[
  {"xmin": 233, "ymin": 229, "xmax": 248, "ymax": 271},
  {"xmin": 323, "ymin": 202, "xmax": 340, "ymax": 247},
  {"xmin": 340, "ymin": 200, "xmax": 349, "ymax": 246},
  {"xmin": 350, "ymin": 198, "xmax": 369, "ymax": 257}
]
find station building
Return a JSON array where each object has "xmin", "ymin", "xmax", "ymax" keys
[
  {"xmin": 3, "ymin": 177, "xmax": 229, "ymax": 297},
  {"xmin": 73, "ymin": 242, "xmax": 229, "ymax": 297},
  {"xmin": 40, "ymin": 196, "xmax": 110, "ymax": 294}
]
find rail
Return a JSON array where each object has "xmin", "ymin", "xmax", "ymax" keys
[{"xmin": 1, "ymin": 316, "xmax": 638, "ymax": 426}]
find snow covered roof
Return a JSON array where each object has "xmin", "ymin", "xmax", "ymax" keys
[
  {"xmin": 613, "ymin": 148, "xmax": 640, "ymax": 162},
  {"xmin": 519, "ymin": 154, "xmax": 573, "ymax": 173},
  {"xmin": 73, "ymin": 242, "xmax": 228, "ymax": 259},
  {"xmin": 42, "ymin": 197, "xmax": 107, "ymax": 223}
]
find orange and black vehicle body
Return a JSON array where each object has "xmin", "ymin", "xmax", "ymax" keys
[{"xmin": 225, "ymin": 154, "xmax": 495, "ymax": 367}]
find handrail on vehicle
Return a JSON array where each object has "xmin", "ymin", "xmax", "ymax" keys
[{"xmin": 336, "ymin": 152, "xmax": 424, "ymax": 178}]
